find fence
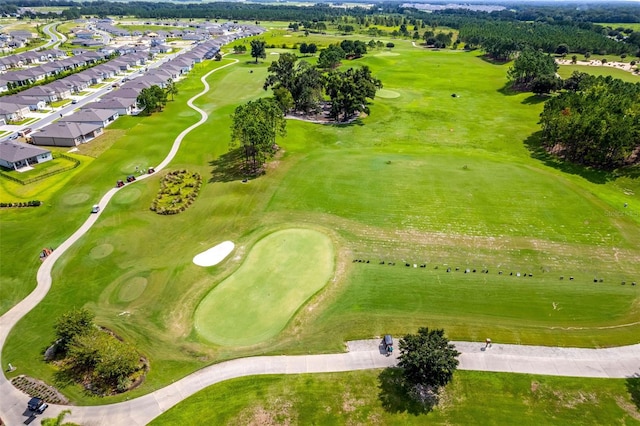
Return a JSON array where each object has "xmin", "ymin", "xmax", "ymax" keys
[{"xmin": 0, "ymin": 152, "xmax": 80, "ymax": 185}]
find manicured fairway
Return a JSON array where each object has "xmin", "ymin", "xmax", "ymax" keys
[
  {"xmin": 150, "ymin": 370, "xmax": 640, "ymax": 425},
  {"xmin": 194, "ymin": 228, "xmax": 335, "ymax": 346}
]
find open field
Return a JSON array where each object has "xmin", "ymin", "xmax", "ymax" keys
[
  {"xmin": 150, "ymin": 370, "xmax": 640, "ymax": 425},
  {"xmin": 1, "ymin": 33, "xmax": 639, "ymax": 407},
  {"xmin": 558, "ymin": 64, "xmax": 639, "ymax": 82}
]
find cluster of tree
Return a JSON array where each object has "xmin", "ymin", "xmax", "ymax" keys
[
  {"xmin": 233, "ymin": 44, "xmax": 247, "ymax": 54},
  {"xmin": 264, "ymin": 52, "xmax": 381, "ymax": 121},
  {"xmin": 298, "ymin": 42, "xmax": 317, "ymax": 55},
  {"xmin": 53, "ymin": 308, "xmax": 142, "ymax": 394},
  {"xmin": 230, "ymin": 97, "xmax": 286, "ymax": 174},
  {"xmin": 136, "ymin": 84, "xmax": 168, "ymax": 114},
  {"xmin": 395, "ymin": 328, "xmax": 460, "ymax": 405},
  {"xmin": 423, "ymin": 30, "xmax": 454, "ymax": 48},
  {"xmin": 507, "ymin": 47, "xmax": 559, "ymax": 92},
  {"xmin": 539, "ymin": 73, "xmax": 640, "ymax": 171},
  {"xmin": 315, "ymin": 40, "xmax": 369, "ymax": 69},
  {"xmin": 460, "ymin": 21, "xmax": 633, "ymax": 60},
  {"xmin": 325, "ymin": 67, "xmax": 382, "ymax": 121}
]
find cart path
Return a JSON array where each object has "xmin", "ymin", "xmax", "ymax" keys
[
  {"xmin": 2, "ymin": 58, "xmax": 640, "ymax": 425},
  {"xmin": 2, "ymin": 339, "xmax": 640, "ymax": 425}
]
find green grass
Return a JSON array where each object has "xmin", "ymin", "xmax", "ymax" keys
[
  {"xmin": 1, "ymin": 156, "xmax": 76, "ymax": 181},
  {"xmin": 1, "ymin": 36, "xmax": 639, "ymax": 405},
  {"xmin": 558, "ymin": 65, "xmax": 639, "ymax": 82},
  {"xmin": 150, "ymin": 370, "xmax": 640, "ymax": 425},
  {"xmin": 50, "ymin": 99, "xmax": 71, "ymax": 108},
  {"xmin": 194, "ymin": 228, "xmax": 335, "ymax": 346}
]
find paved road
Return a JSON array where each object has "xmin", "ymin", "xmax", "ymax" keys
[
  {"xmin": 39, "ymin": 22, "xmax": 65, "ymax": 50},
  {"xmin": 1, "ymin": 56, "xmax": 639, "ymax": 425}
]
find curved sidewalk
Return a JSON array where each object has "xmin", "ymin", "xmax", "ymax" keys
[{"xmin": 3, "ymin": 339, "xmax": 640, "ymax": 425}]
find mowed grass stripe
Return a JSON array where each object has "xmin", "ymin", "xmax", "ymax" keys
[{"xmin": 194, "ymin": 229, "xmax": 334, "ymax": 346}]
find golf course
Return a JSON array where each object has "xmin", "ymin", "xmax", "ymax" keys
[{"xmin": 1, "ymin": 22, "xmax": 639, "ymax": 422}]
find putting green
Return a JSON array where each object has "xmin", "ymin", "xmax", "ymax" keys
[
  {"xmin": 375, "ymin": 51, "xmax": 400, "ymax": 57},
  {"xmin": 194, "ymin": 229, "xmax": 334, "ymax": 346},
  {"xmin": 376, "ymin": 89, "xmax": 400, "ymax": 99},
  {"xmin": 89, "ymin": 243, "xmax": 113, "ymax": 259},
  {"xmin": 118, "ymin": 277, "xmax": 148, "ymax": 302}
]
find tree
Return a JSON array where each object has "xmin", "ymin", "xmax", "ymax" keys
[
  {"xmin": 41, "ymin": 409, "xmax": 79, "ymax": 426},
  {"xmin": 54, "ymin": 308, "xmax": 94, "ymax": 352},
  {"xmin": 165, "ymin": 78, "xmax": 178, "ymax": 101},
  {"xmin": 398, "ymin": 328, "xmax": 460, "ymax": 390},
  {"xmin": 137, "ymin": 85, "xmax": 167, "ymax": 114},
  {"xmin": 555, "ymin": 43, "xmax": 569, "ymax": 55},
  {"xmin": 299, "ymin": 42, "xmax": 308, "ymax": 55},
  {"xmin": 250, "ymin": 39, "xmax": 266, "ymax": 63},
  {"xmin": 531, "ymin": 75, "xmax": 563, "ymax": 95},
  {"xmin": 67, "ymin": 328, "xmax": 141, "ymax": 391},
  {"xmin": 386, "ymin": 42, "xmax": 395, "ymax": 48},
  {"xmin": 230, "ymin": 98, "xmax": 286, "ymax": 173},
  {"xmin": 317, "ymin": 44, "xmax": 345, "ymax": 69},
  {"xmin": 325, "ymin": 66, "xmax": 382, "ymax": 121},
  {"xmin": 307, "ymin": 43, "xmax": 317, "ymax": 55},
  {"xmin": 507, "ymin": 47, "xmax": 558, "ymax": 91},
  {"xmin": 571, "ymin": 55, "xmax": 578, "ymax": 64},
  {"xmin": 233, "ymin": 44, "xmax": 246, "ymax": 54}
]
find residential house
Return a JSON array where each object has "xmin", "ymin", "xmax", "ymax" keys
[
  {"xmin": 21, "ymin": 86, "xmax": 58, "ymax": 103},
  {"xmin": 0, "ymin": 141, "xmax": 52, "ymax": 170},
  {"xmin": 46, "ymin": 81, "xmax": 73, "ymax": 99},
  {"xmin": 59, "ymin": 108, "xmax": 118, "ymax": 127},
  {"xmin": 8, "ymin": 95, "xmax": 46, "ymax": 111},
  {"xmin": 83, "ymin": 98, "xmax": 137, "ymax": 116},
  {"xmin": 0, "ymin": 102, "xmax": 30, "ymax": 122},
  {"xmin": 30, "ymin": 122, "xmax": 104, "ymax": 147}
]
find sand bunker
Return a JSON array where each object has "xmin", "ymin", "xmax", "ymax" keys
[{"xmin": 193, "ymin": 241, "xmax": 235, "ymax": 267}]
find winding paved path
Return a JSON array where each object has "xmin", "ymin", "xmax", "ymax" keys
[{"xmin": 1, "ymin": 58, "xmax": 639, "ymax": 425}]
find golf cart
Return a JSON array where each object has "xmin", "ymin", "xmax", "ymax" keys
[
  {"xmin": 116, "ymin": 180, "xmax": 125, "ymax": 187},
  {"xmin": 383, "ymin": 334, "xmax": 393, "ymax": 356},
  {"xmin": 91, "ymin": 204, "xmax": 100, "ymax": 214},
  {"xmin": 126, "ymin": 175, "xmax": 136, "ymax": 183},
  {"xmin": 27, "ymin": 397, "xmax": 48, "ymax": 414}
]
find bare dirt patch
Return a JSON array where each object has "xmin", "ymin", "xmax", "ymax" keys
[{"xmin": 615, "ymin": 396, "xmax": 640, "ymax": 421}]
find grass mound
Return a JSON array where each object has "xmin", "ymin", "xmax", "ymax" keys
[{"xmin": 194, "ymin": 228, "xmax": 334, "ymax": 346}]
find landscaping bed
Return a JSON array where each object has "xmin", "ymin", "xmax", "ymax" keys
[
  {"xmin": 11, "ymin": 375, "xmax": 69, "ymax": 405},
  {"xmin": 150, "ymin": 169, "xmax": 202, "ymax": 215}
]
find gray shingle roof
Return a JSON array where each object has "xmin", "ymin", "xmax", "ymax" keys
[{"xmin": 0, "ymin": 141, "xmax": 50, "ymax": 163}]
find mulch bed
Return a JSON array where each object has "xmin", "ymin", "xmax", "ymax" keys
[{"xmin": 11, "ymin": 375, "xmax": 70, "ymax": 405}]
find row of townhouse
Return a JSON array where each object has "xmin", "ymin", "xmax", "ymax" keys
[
  {"xmin": 24, "ymin": 26, "xmax": 263, "ymax": 147},
  {"xmin": 0, "ymin": 51, "xmax": 148, "ymax": 122},
  {"xmin": 0, "ymin": 50, "xmax": 110, "ymax": 90},
  {"xmin": 0, "ymin": 49, "xmax": 68, "ymax": 72},
  {"xmin": 0, "ymin": 30, "xmax": 37, "ymax": 50}
]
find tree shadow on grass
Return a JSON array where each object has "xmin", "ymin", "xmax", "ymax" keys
[
  {"xmin": 521, "ymin": 94, "xmax": 547, "ymax": 105},
  {"xmin": 626, "ymin": 374, "xmax": 640, "ymax": 411},
  {"xmin": 523, "ymin": 132, "xmax": 614, "ymax": 185},
  {"xmin": 208, "ymin": 147, "xmax": 248, "ymax": 183},
  {"xmin": 378, "ymin": 367, "xmax": 436, "ymax": 415}
]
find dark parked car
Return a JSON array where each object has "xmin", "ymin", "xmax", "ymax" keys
[{"xmin": 27, "ymin": 397, "xmax": 48, "ymax": 414}]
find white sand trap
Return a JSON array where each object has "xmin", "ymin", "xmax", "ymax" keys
[{"xmin": 193, "ymin": 241, "xmax": 235, "ymax": 267}]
